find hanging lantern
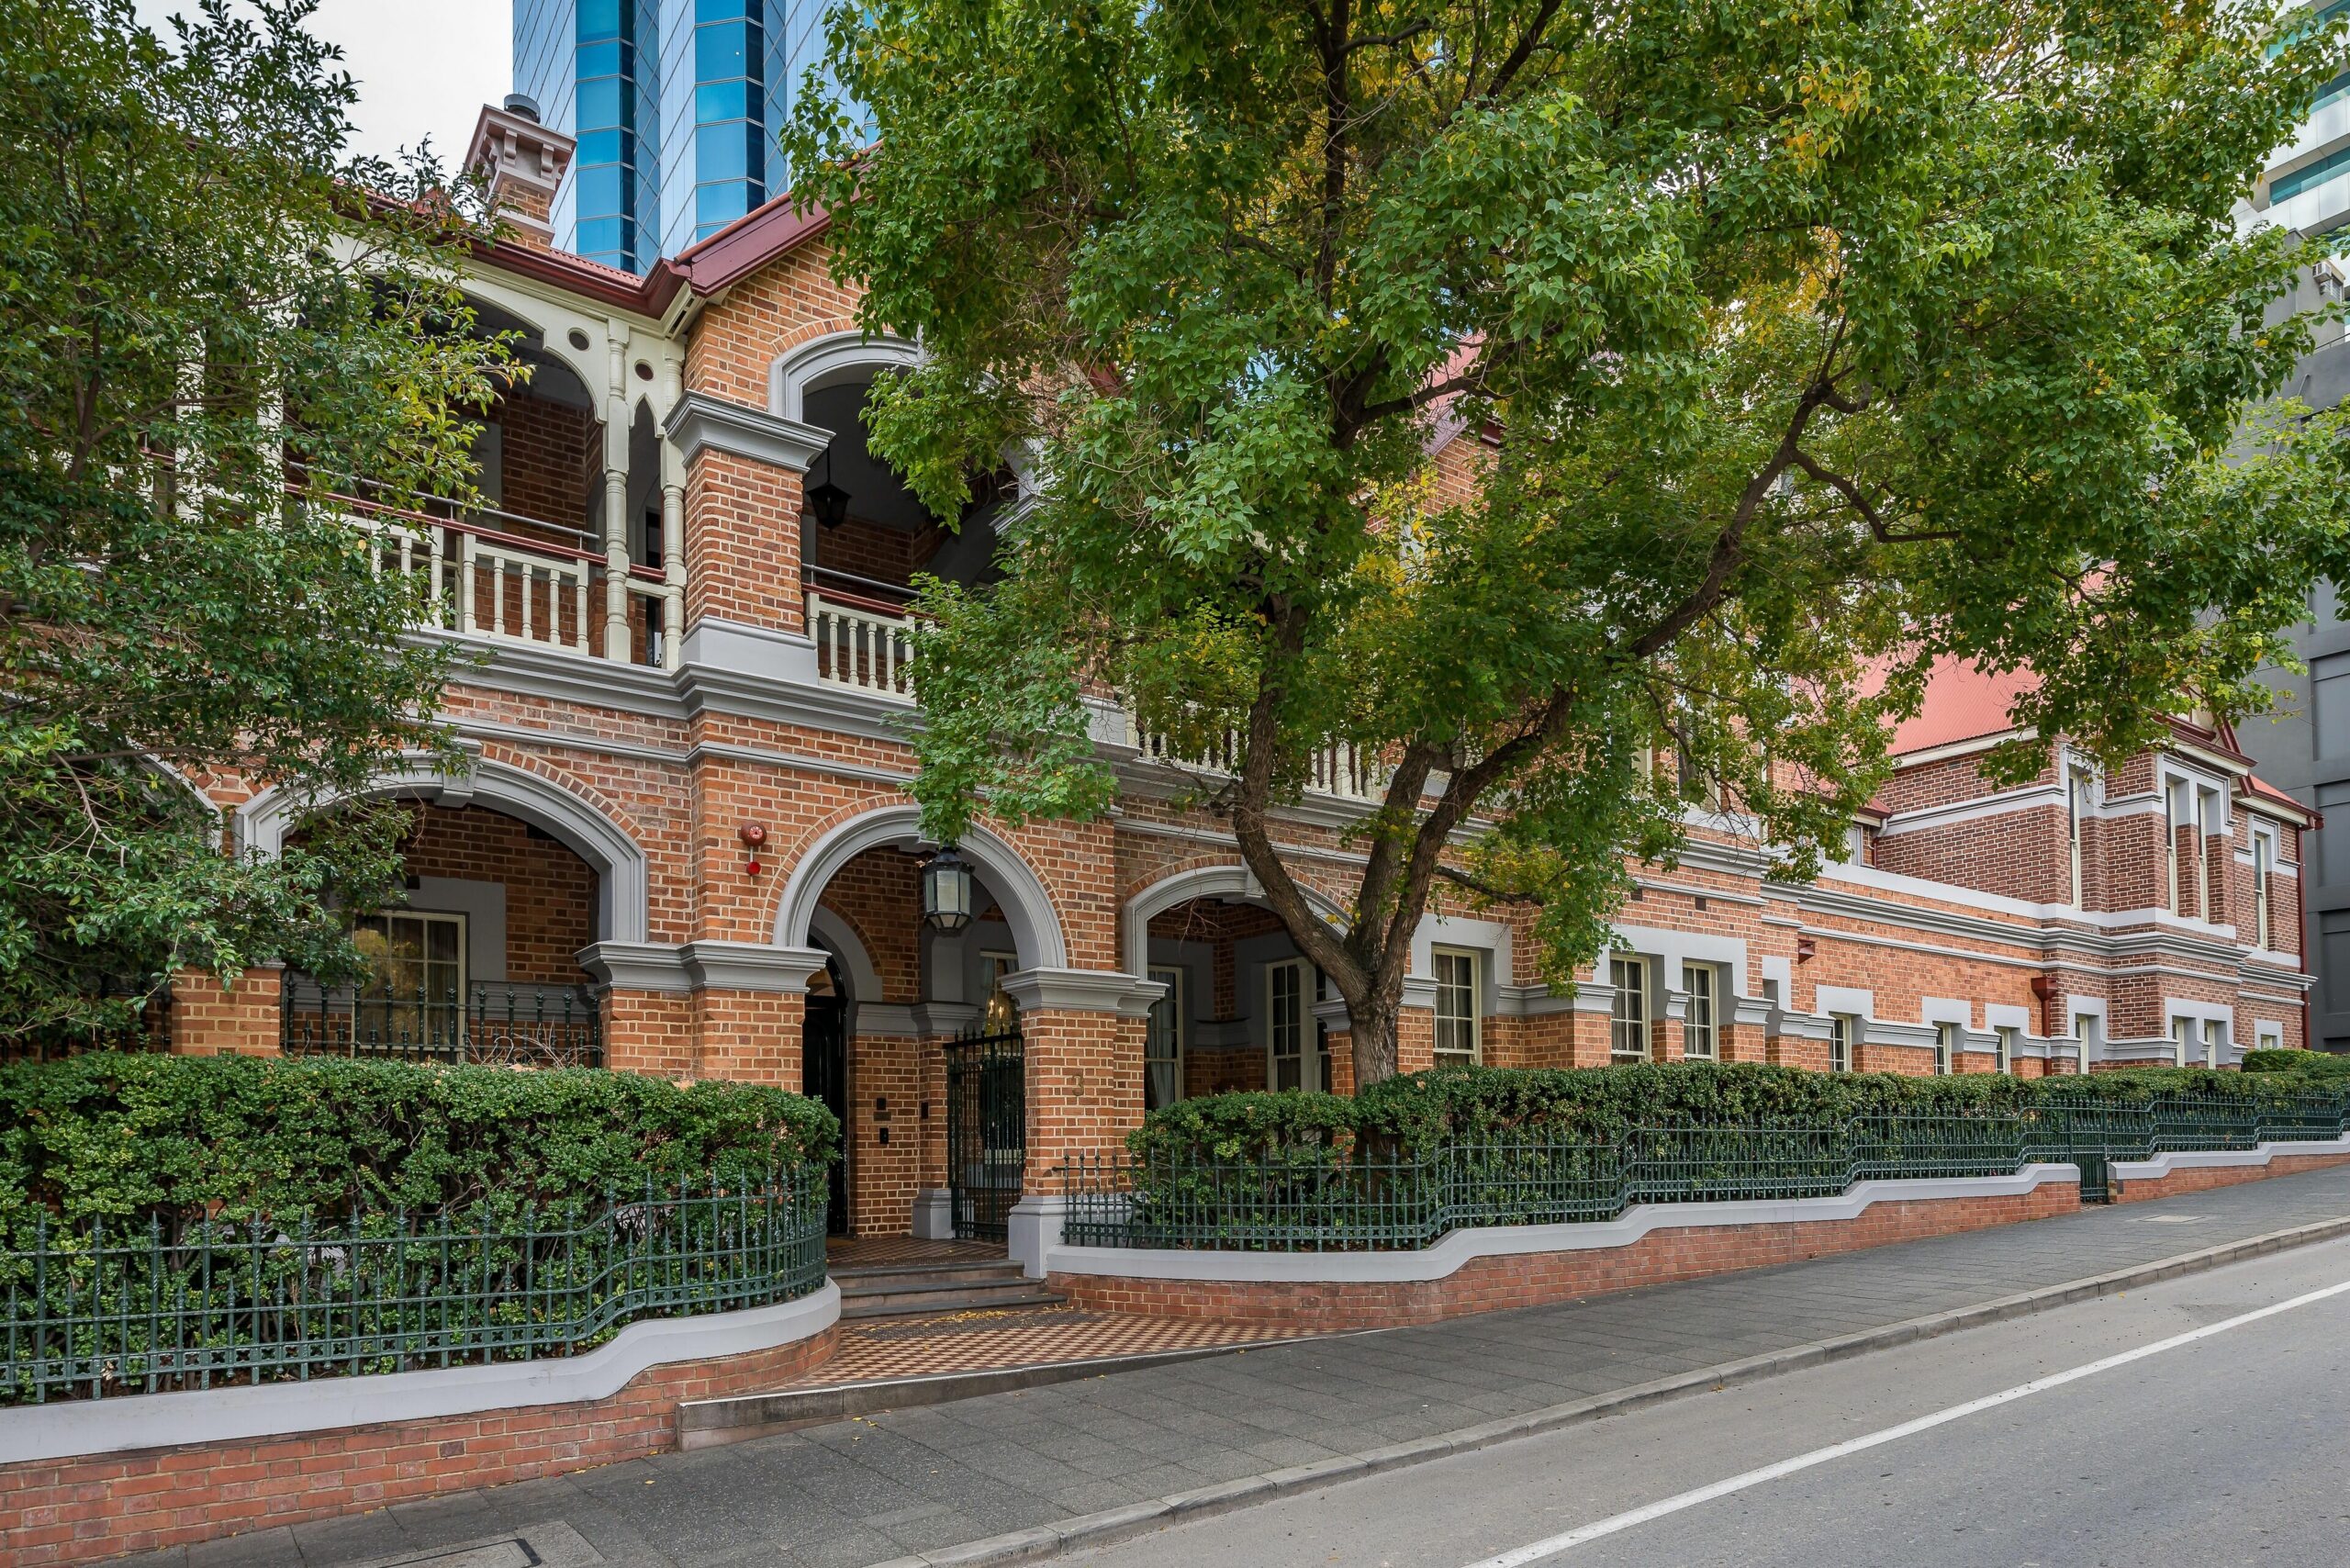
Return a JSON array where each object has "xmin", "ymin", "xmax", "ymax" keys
[
  {"xmin": 805, "ymin": 444, "xmax": 852, "ymax": 530},
  {"xmin": 923, "ymin": 846, "xmax": 974, "ymax": 933}
]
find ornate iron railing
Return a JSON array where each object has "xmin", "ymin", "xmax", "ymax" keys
[
  {"xmin": 945, "ymin": 1028, "xmax": 1026, "ymax": 1244},
  {"xmin": 280, "ymin": 980, "xmax": 603, "ymax": 1069},
  {"xmin": 1060, "ymin": 1092, "xmax": 2350, "ymax": 1251},
  {"xmin": 0, "ymin": 1168, "xmax": 828, "ymax": 1406}
]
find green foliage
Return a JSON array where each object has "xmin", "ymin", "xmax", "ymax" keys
[
  {"xmin": 0, "ymin": 1053, "xmax": 841, "ymax": 1243},
  {"xmin": 787, "ymin": 0, "xmax": 2350, "ymax": 1081},
  {"xmin": 0, "ymin": 0, "xmax": 516, "ymax": 1046},
  {"xmin": 1131, "ymin": 1063, "xmax": 2297, "ymax": 1160},
  {"xmin": 2243, "ymin": 1047, "xmax": 2350, "ymax": 1080}
]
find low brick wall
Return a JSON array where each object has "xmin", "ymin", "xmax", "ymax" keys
[
  {"xmin": 2109, "ymin": 1148, "xmax": 2350, "ymax": 1203},
  {"xmin": 1051, "ymin": 1185, "xmax": 2081, "ymax": 1328},
  {"xmin": 0, "ymin": 1322, "xmax": 840, "ymax": 1568}
]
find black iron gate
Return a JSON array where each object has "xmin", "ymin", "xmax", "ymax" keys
[
  {"xmin": 944, "ymin": 1028, "xmax": 1025, "ymax": 1243},
  {"xmin": 803, "ymin": 992, "xmax": 850, "ymax": 1235}
]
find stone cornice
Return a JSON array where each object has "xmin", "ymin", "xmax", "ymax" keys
[
  {"xmin": 576, "ymin": 941, "xmax": 830, "ymax": 994},
  {"xmin": 662, "ymin": 390, "xmax": 831, "ymax": 473},
  {"xmin": 1002, "ymin": 968, "xmax": 1163, "ymax": 1017}
]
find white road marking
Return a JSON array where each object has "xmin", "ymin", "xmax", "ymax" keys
[{"xmin": 1460, "ymin": 1273, "xmax": 2350, "ymax": 1567}]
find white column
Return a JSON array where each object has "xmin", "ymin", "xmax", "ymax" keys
[
  {"xmin": 656, "ymin": 353, "xmax": 687, "ymax": 671},
  {"xmin": 601, "ymin": 321, "xmax": 632, "ymax": 661}
]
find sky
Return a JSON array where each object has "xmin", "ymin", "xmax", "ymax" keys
[{"xmin": 129, "ymin": 0, "xmax": 511, "ymax": 167}]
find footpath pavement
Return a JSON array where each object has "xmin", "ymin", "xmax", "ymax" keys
[{"xmin": 129, "ymin": 1163, "xmax": 2350, "ymax": 1568}]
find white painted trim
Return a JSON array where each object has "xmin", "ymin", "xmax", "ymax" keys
[
  {"xmin": 663, "ymin": 389, "xmax": 830, "ymax": 474},
  {"xmin": 1120, "ymin": 861, "xmax": 1349, "ymax": 977},
  {"xmin": 773, "ymin": 804, "xmax": 1069, "ymax": 969},
  {"xmin": 235, "ymin": 755, "xmax": 650, "ymax": 946},
  {"xmin": 0, "ymin": 1284, "xmax": 839, "ymax": 1467},
  {"xmin": 2109, "ymin": 1137, "xmax": 2350, "ymax": 1183},
  {"xmin": 769, "ymin": 330, "xmax": 923, "ymax": 425},
  {"xmin": 1816, "ymin": 984, "xmax": 1875, "ymax": 1020},
  {"xmin": 1044, "ymin": 1170, "xmax": 2081, "ymax": 1283}
]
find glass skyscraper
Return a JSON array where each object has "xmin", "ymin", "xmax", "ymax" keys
[{"xmin": 513, "ymin": 0, "xmax": 849, "ymax": 273}]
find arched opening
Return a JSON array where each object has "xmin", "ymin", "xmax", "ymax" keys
[
  {"xmin": 783, "ymin": 337, "xmax": 1016, "ymax": 617},
  {"xmin": 1141, "ymin": 896, "xmax": 1333, "ymax": 1103},
  {"xmin": 278, "ymin": 799, "xmax": 605, "ymax": 1066},
  {"xmin": 774, "ymin": 807, "xmax": 1068, "ymax": 1240}
]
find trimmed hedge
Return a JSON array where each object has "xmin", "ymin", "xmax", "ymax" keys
[
  {"xmin": 0, "ymin": 1053, "xmax": 839, "ymax": 1240},
  {"xmin": 2244, "ymin": 1047, "xmax": 2350, "ymax": 1081},
  {"xmin": 1130, "ymin": 1061, "xmax": 2313, "ymax": 1163}
]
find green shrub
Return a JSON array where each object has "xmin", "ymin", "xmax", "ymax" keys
[
  {"xmin": 0, "ymin": 1053, "xmax": 839, "ymax": 1238},
  {"xmin": 2244, "ymin": 1047, "xmax": 2350, "ymax": 1080},
  {"xmin": 1130, "ymin": 1061, "xmax": 2310, "ymax": 1161}
]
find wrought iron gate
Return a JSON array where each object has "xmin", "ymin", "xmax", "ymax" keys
[
  {"xmin": 944, "ymin": 1028, "xmax": 1025, "ymax": 1243},
  {"xmin": 803, "ymin": 992, "xmax": 850, "ymax": 1235}
]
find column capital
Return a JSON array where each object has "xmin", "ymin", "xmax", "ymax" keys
[{"xmin": 1000, "ymin": 968, "xmax": 1163, "ymax": 1017}]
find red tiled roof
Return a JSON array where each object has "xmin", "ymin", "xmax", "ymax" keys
[
  {"xmin": 1886, "ymin": 658, "xmax": 2039, "ymax": 756},
  {"xmin": 466, "ymin": 192, "xmax": 834, "ymax": 317}
]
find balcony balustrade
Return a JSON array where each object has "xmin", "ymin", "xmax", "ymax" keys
[{"xmin": 280, "ymin": 978, "xmax": 604, "ymax": 1069}]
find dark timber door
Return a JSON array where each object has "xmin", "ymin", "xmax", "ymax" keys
[
  {"xmin": 944, "ymin": 1028, "xmax": 1024, "ymax": 1243},
  {"xmin": 803, "ymin": 992, "xmax": 849, "ymax": 1234}
]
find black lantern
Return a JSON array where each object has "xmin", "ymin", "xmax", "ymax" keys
[
  {"xmin": 805, "ymin": 444, "xmax": 852, "ymax": 530},
  {"xmin": 922, "ymin": 846, "xmax": 974, "ymax": 933}
]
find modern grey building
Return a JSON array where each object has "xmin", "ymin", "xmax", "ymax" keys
[
  {"xmin": 512, "ymin": 0, "xmax": 853, "ymax": 273},
  {"xmin": 2232, "ymin": 28, "xmax": 2350, "ymax": 1050}
]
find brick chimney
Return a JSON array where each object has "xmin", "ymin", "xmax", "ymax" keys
[{"xmin": 467, "ymin": 95, "xmax": 573, "ymax": 252}]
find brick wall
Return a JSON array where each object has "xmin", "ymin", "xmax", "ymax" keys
[
  {"xmin": 395, "ymin": 801, "xmax": 599, "ymax": 983},
  {"xmin": 487, "ymin": 385, "xmax": 597, "ymax": 537},
  {"xmin": 1053, "ymin": 1182, "xmax": 2080, "ymax": 1328},
  {"xmin": 0, "ymin": 1322, "xmax": 840, "ymax": 1568}
]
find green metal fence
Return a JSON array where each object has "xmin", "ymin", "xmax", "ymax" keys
[
  {"xmin": 280, "ymin": 978, "xmax": 603, "ymax": 1068},
  {"xmin": 1060, "ymin": 1092, "xmax": 2350, "ymax": 1252},
  {"xmin": 1, "ymin": 1166, "xmax": 827, "ymax": 1406}
]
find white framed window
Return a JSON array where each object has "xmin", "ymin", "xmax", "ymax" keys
[
  {"xmin": 2204, "ymin": 1018, "xmax": 2226, "ymax": 1070},
  {"xmin": 1145, "ymin": 966, "xmax": 1185, "ymax": 1111},
  {"xmin": 2258, "ymin": 1021, "xmax": 2285, "ymax": 1052},
  {"xmin": 2165, "ymin": 780, "xmax": 2187, "ymax": 913},
  {"xmin": 2253, "ymin": 828, "xmax": 2277, "ymax": 950},
  {"xmin": 2072, "ymin": 1011, "xmax": 2101, "ymax": 1072},
  {"xmin": 2196, "ymin": 786, "xmax": 2222, "ymax": 917},
  {"xmin": 1432, "ymin": 947, "xmax": 1480, "ymax": 1069},
  {"xmin": 980, "ymin": 948, "xmax": 1020, "ymax": 1029},
  {"xmin": 1267, "ymin": 958, "xmax": 1308, "ymax": 1091},
  {"xmin": 1994, "ymin": 1025, "xmax": 2019, "ymax": 1075},
  {"xmin": 2066, "ymin": 763, "xmax": 2096, "ymax": 908},
  {"xmin": 2172, "ymin": 1015, "xmax": 2194, "ymax": 1068},
  {"xmin": 1829, "ymin": 1014, "xmax": 1856, "ymax": 1073},
  {"xmin": 352, "ymin": 911, "xmax": 467, "ymax": 1037},
  {"xmin": 1683, "ymin": 965, "xmax": 1718, "ymax": 1060},
  {"xmin": 1610, "ymin": 956, "xmax": 1650, "ymax": 1061},
  {"xmin": 1934, "ymin": 1021, "xmax": 1959, "ymax": 1076}
]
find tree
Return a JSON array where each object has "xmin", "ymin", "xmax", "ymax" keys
[
  {"xmin": 786, "ymin": 0, "xmax": 2350, "ymax": 1086},
  {"xmin": 0, "ymin": 0, "xmax": 511, "ymax": 1047}
]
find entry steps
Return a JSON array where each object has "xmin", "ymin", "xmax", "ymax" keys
[{"xmin": 833, "ymin": 1254, "xmax": 1067, "ymax": 1319}]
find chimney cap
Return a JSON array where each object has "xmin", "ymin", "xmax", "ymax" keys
[{"xmin": 502, "ymin": 93, "xmax": 542, "ymax": 124}]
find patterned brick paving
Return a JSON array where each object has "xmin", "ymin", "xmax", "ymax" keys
[{"xmin": 787, "ymin": 1304, "xmax": 1313, "ymax": 1388}]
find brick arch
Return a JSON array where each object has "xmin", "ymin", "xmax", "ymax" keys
[
  {"xmin": 771, "ymin": 803, "xmax": 1070, "ymax": 969},
  {"xmin": 768, "ymin": 329, "xmax": 922, "ymax": 426},
  {"xmin": 1122, "ymin": 861, "xmax": 1351, "ymax": 976},
  {"xmin": 232, "ymin": 754, "xmax": 651, "ymax": 945}
]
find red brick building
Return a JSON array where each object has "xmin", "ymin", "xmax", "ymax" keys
[{"xmin": 174, "ymin": 104, "xmax": 2317, "ymax": 1270}]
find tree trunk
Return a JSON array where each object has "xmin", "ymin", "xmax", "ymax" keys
[{"xmin": 1348, "ymin": 970, "xmax": 1404, "ymax": 1089}]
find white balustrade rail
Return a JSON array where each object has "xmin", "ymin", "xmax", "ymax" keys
[
  {"xmin": 1127, "ymin": 716, "xmax": 1391, "ymax": 805},
  {"xmin": 350, "ymin": 501, "xmax": 678, "ymax": 669},
  {"xmin": 808, "ymin": 590, "xmax": 918, "ymax": 698}
]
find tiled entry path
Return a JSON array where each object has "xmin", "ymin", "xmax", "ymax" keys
[
  {"xmin": 802, "ymin": 1303, "xmax": 1307, "ymax": 1387},
  {"xmin": 129, "ymin": 1163, "xmax": 2350, "ymax": 1568}
]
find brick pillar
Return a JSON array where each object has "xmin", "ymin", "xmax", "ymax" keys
[
  {"xmin": 846, "ymin": 1027, "xmax": 923, "ymax": 1235},
  {"xmin": 172, "ymin": 967, "xmax": 282, "ymax": 1056},
  {"xmin": 693, "ymin": 990, "xmax": 804, "ymax": 1087},
  {"xmin": 601, "ymin": 988, "xmax": 693, "ymax": 1077},
  {"xmin": 998, "ymin": 970, "xmax": 1152, "ymax": 1275},
  {"xmin": 1395, "ymin": 1005, "xmax": 1437, "ymax": 1075}
]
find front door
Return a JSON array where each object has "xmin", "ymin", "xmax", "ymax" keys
[
  {"xmin": 803, "ymin": 991, "xmax": 849, "ymax": 1235},
  {"xmin": 944, "ymin": 1029, "xmax": 1024, "ymax": 1243}
]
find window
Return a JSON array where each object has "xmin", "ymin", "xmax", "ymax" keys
[
  {"xmin": 2073, "ymin": 1012, "xmax": 2100, "ymax": 1072},
  {"xmin": 352, "ymin": 911, "xmax": 466, "ymax": 1040},
  {"xmin": 1432, "ymin": 948, "xmax": 1480, "ymax": 1069},
  {"xmin": 1829, "ymin": 1014, "xmax": 1856, "ymax": 1073},
  {"xmin": 2204, "ymin": 1018, "xmax": 2226, "ymax": 1070},
  {"xmin": 980, "ymin": 950, "xmax": 1018, "ymax": 1030},
  {"xmin": 2197, "ymin": 787, "xmax": 2223, "ymax": 918},
  {"xmin": 2254, "ymin": 829, "xmax": 2277, "ymax": 949},
  {"xmin": 1145, "ymin": 966, "xmax": 1184, "ymax": 1112},
  {"xmin": 1610, "ymin": 957, "xmax": 1650, "ymax": 1061},
  {"xmin": 2172, "ymin": 1016, "xmax": 2194, "ymax": 1068},
  {"xmin": 1267, "ymin": 959, "xmax": 1308, "ymax": 1090},
  {"xmin": 1934, "ymin": 1021, "xmax": 1959, "ymax": 1075},
  {"xmin": 1993, "ymin": 1025, "xmax": 2020, "ymax": 1075},
  {"xmin": 1683, "ymin": 966, "xmax": 1718, "ymax": 1060},
  {"xmin": 2066, "ymin": 764, "xmax": 2095, "ymax": 907},
  {"xmin": 2165, "ymin": 780, "xmax": 2186, "ymax": 913}
]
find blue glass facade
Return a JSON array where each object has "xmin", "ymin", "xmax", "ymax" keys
[{"xmin": 514, "ymin": 0, "xmax": 859, "ymax": 273}]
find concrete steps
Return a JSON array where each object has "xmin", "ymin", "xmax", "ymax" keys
[{"xmin": 832, "ymin": 1257, "xmax": 1067, "ymax": 1320}]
